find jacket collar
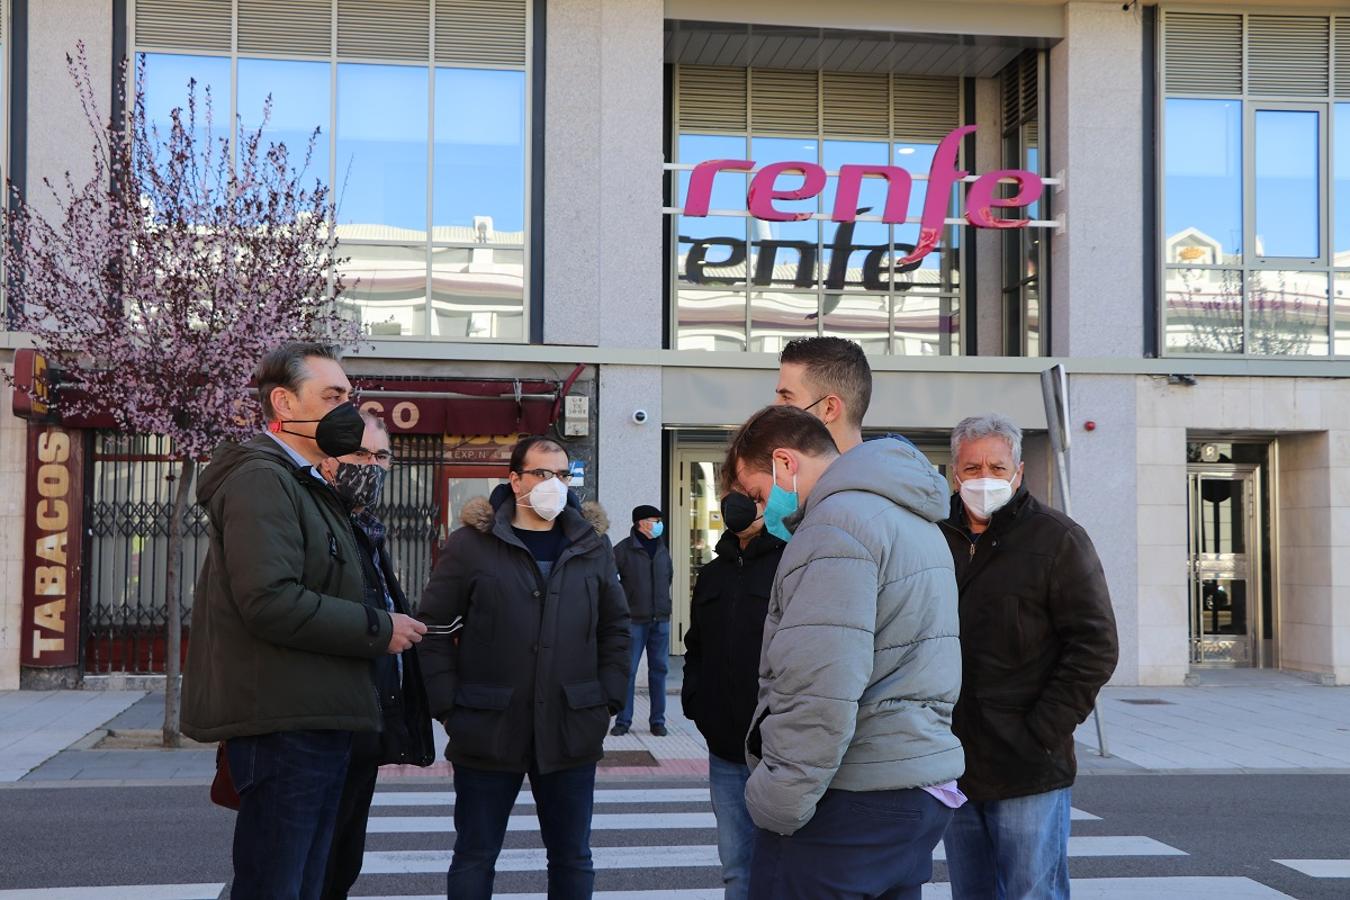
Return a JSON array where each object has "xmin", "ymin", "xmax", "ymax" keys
[
  {"xmin": 490, "ymin": 492, "xmax": 598, "ymax": 556},
  {"xmin": 715, "ymin": 528, "xmax": 784, "ymax": 561}
]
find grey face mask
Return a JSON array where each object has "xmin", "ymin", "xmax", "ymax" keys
[{"xmin": 332, "ymin": 462, "xmax": 387, "ymax": 510}]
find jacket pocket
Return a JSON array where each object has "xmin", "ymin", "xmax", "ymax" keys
[
  {"xmin": 560, "ymin": 680, "xmax": 609, "ymax": 758},
  {"xmin": 446, "ymin": 683, "xmax": 514, "ymax": 761},
  {"xmin": 979, "ymin": 698, "xmax": 1058, "ymax": 769}
]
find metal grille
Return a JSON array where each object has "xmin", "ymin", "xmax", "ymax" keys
[
  {"xmin": 823, "ymin": 72, "xmax": 889, "ymax": 139},
  {"xmin": 133, "ymin": 0, "xmax": 232, "ymax": 53},
  {"xmin": 678, "ymin": 66, "xmax": 748, "ymax": 132},
  {"xmin": 1247, "ymin": 15, "xmax": 1329, "ymax": 98},
  {"xmin": 84, "ymin": 433, "xmax": 208, "ymax": 675},
  {"xmin": 893, "ymin": 74, "xmax": 959, "ymax": 144},
  {"xmin": 1163, "ymin": 11, "xmax": 1243, "ymax": 95},
  {"xmin": 436, "ymin": 0, "xmax": 528, "ymax": 68},
  {"xmin": 238, "ymin": 0, "xmax": 332, "ymax": 57},
  {"xmin": 750, "ymin": 68, "xmax": 819, "ymax": 135},
  {"xmin": 338, "ymin": 0, "xmax": 431, "ymax": 61},
  {"xmin": 370, "ymin": 434, "xmax": 443, "ymax": 612}
]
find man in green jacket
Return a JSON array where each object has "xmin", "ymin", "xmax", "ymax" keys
[{"xmin": 182, "ymin": 342, "xmax": 426, "ymax": 899}]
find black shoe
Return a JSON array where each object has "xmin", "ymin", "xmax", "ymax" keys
[
  {"xmin": 610, "ymin": 724, "xmax": 629, "ymax": 737},
  {"xmin": 651, "ymin": 724, "xmax": 668, "ymax": 737}
]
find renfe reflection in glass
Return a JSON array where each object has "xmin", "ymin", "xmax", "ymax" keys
[
  {"xmin": 1165, "ymin": 99, "xmax": 1242, "ymax": 265},
  {"xmin": 1254, "ymin": 110, "xmax": 1320, "ymax": 260}
]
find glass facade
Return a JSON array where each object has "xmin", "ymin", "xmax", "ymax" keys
[{"xmin": 135, "ymin": 14, "xmax": 529, "ymax": 341}]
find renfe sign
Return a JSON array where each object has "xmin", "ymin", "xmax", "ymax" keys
[{"xmin": 674, "ymin": 124, "xmax": 1045, "ymax": 267}]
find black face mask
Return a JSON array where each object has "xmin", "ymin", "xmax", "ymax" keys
[
  {"xmin": 332, "ymin": 462, "xmax": 388, "ymax": 510},
  {"xmin": 278, "ymin": 402, "xmax": 366, "ymax": 458},
  {"xmin": 721, "ymin": 492, "xmax": 760, "ymax": 534}
]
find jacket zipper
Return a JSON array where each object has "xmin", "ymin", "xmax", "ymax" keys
[{"xmin": 939, "ymin": 519, "xmax": 981, "ymax": 560}]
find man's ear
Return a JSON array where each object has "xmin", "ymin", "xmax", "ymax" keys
[{"xmin": 823, "ymin": 395, "xmax": 845, "ymax": 426}]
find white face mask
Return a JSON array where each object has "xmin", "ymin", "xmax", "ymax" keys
[
  {"xmin": 959, "ymin": 477, "xmax": 1014, "ymax": 521},
  {"xmin": 523, "ymin": 476, "xmax": 568, "ymax": 521}
]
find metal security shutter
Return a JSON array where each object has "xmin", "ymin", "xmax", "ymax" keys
[
  {"xmin": 751, "ymin": 69, "xmax": 818, "ymax": 136},
  {"xmin": 436, "ymin": 0, "xmax": 527, "ymax": 68},
  {"xmin": 1338, "ymin": 18, "xmax": 1350, "ymax": 98},
  {"xmin": 134, "ymin": 0, "xmax": 231, "ymax": 53},
  {"xmin": 338, "ymin": 0, "xmax": 430, "ymax": 61},
  {"xmin": 678, "ymin": 66, "xmax": 747, "ymax": 132},
  {"xmin": 893, "ymin": 75, "xmax": 958, "ymax": 144},
  {"xmin": 239, "ymin": 0, "xmax": 332, "ymax": 57},
  {"xmin": 1248, "ymin": 16, "xmax": 1329, "ymax": 97},
  {"xmin": 1163, "ymin": 11, "xmax": 1242, "ymax": 95},
  {"xmin": 822, "ymin": 72, "xmax": 888, "ymax": 139}
]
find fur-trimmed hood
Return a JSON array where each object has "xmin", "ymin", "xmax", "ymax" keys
[{"xmin": 459, "ymin": 492, "xmax": 609, "ymax": 536}]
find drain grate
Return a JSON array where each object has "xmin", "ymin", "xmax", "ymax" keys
[{"xmin": 1119, "ymin": 698, "xmax": 1174, "ymax": 705}]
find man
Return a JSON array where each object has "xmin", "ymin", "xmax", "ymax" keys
[
  {"xmin": 727, "ymin": 405, "xmax": 964, "ymax": 900},
  {"xmin": 321, "ymin": 411, "xmax": 435, "ymax": 899},
  {"xmin": 681, "ymin": 492, "xmax": 785, "ymax": 900},
  {"xmin": 182, "ymin": 342, "xmax": 426, "ymax": 899},
  {"xmin": 611, "ymin": 505, "xmax": 674, "ymax": 737},
  {"xmin": 940, "ymin": 413, "xmax": 1118, "ymax": 900},
  {"xmin": 774, "ymin": 335, "xmax": 909, "ymax": 454},
  {"xmin": 418, "ymin": 436, "xmax": 630, "ymax": 899}
]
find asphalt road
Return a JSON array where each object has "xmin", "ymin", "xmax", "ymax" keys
[{"xmin": 0, "ymin": 774, "xmax": 1345, "ymax": 898}]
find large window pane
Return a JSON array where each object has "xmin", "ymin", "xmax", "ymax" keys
[
  {"xmin": 339, "ymin": 244, "xmax": 428, "ymax": 336},
  {"xmin": 1336, "ymin": 272, "xmax": 1350, "ymax": 355},
  {"xmin": 750, "ymin": 139, "xmax": 819, "ymax": 290},
  {"xmin": 678, "ymin": 134, "xmax": 748, "ymax": 211},
  {"xmin": 139, "ymin": 53, "xmax": 230, "ymax": 163},
  {"xmin": 676, "ymin": 289, "xmax": 746, "ymax": 351},
  {"xmin": 1165, "ymin": 268, "xmax": 1243, "ymax": 354},
  {"xmin": 678, "ymin": 216, "xmax": 748, "ymax": 288},
  {"xmin": 434, "ymin": 68, "xmax": 525, "ymax": 242},
  {"xmin": 1254, "ymin": 110, "xmax": 1320, "ymax": 259},
  {"xmin": 1335, "ymin": 104, "xmax": 1350, "ymax": 263},
  {"xmin": 336, "ymin": 64, "xmax": 428, "ymax": 236},
  {"xmin": 431, "ymin": 246, "xmax": 524, "ymax": 340},
  {"xmin": 238, "ymin": 58, "xmax": 330, "ymax": 190},
  {"xmin": 1248, "ymin": 270, "xmax": 1329, "ymax": 356},
  {"xmin": 892, "ymin": 288, "xmax": 955, "ymax": 356},
  {"xmin": 821, "ymin": 141, "xmax": 889, "ymax": 293},
  {"xmin": 1165, "ymin": 99, "xmax": 1242, "ymax": 265},
  {"xmin": 749, "ymin": 291, "xmax": 818, "ymax": 353},
  {"xmin": 822, "ymin": 293, "xmax": 888, "ymax": 354}
]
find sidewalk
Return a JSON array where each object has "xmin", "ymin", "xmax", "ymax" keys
[{"xmin": 6, "ymin": 669, "xmax": 1350, "ymax": 784}]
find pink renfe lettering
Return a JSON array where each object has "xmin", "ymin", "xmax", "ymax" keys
[
  {"xmin": 683, "ymin": 159, "xmax": 755, "ymax": 217},
  {"xmin": 747, "ymin": 162, "xmax": 828, "ymax": 222},
  {"xmin": 965, "ymin": 169, "xmax": 1045, "ymax": 228}
]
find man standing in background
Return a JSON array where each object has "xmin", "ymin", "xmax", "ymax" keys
[{"xmin": 612, "ymin": 505, "xmax": 674, "ymax": 737}]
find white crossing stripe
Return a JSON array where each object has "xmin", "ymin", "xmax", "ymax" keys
[
  {"xmin": 924, "ymin": 877, "xmax": 1296, "ymax": 898},
  {"xmin": 933, "ymin": 835, "xmax": 1186, "ymax": 861},
  {"xmin": 353, "ymin": 893, "xmax": 725, "ymax": 900},
  {"xmin": 1273, "ymin": 858, "xmax": 1350, "ymax": 877},
  {"xmin": 0, "ymin": 886, "xmax": 226, "ymax": 900},
  {"xmin": 1071, "ymin": 807, "xmax": 1101, "ymax": 821},
  {"xmin": 370, "ymin": 788, "xmax": 709, "ymax": 806},
  {"xmin": 366, "ymin": 811, "xmax": 717, "ymax": 833},
  {"xmin": 361, "ymin": 844, "xmax": 723, "ymax": 874}
]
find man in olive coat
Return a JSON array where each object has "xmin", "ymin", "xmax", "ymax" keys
[
  {"xmin": 419, "ymin": 436, "xmax": 630, "ymax": 900},
  {"xmin": 182, "ymin": 343, "xmax": 426, "ymax": 899}
]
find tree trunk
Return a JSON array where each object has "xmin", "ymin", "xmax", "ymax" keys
[{"xmin": 162, "ymin": 455, "xmax": 196, "ymax": 748}]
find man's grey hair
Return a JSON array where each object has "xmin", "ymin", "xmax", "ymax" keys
[{"xmin": 951, "ymin": 413, "xmax": 1023, "ymax": 466}]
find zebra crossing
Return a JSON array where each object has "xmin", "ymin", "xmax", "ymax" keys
[{"xmin": 0, "ymin": 781, "xmax": 1325, "ymax": 899}]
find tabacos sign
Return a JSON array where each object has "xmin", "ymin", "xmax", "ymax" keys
[{"xmin": 672, "ymin": 124, "xmax": 1047, "ymax": 286}]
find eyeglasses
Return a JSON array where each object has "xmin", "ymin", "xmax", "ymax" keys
[
  {"xmin": 349, "ymin": 447, "xmax": 394, "ymax": 465},
  {"xmin": 518, "ymin": 468, "xmax": 573, "ymax": 482}
]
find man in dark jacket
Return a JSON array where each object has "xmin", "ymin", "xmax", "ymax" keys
[
  {"xmin": 182, "ymin": 343, "xmax": 426, "ymax": 899},
  {"xmin": 681, "ymin": 491, "xmax": 784, "ymax": 900},
  {"xmin": 611, "ymin": 505, "xmax": 674, "ymax": 737},
  {"xmin": 418, "ymin": 435, "xmax": 630, "ymax": 900},
  {"xmin": 940, "ymin": 413, "xmax": 1118, "ymax": 900},
  {"xmin": 320, "ymin": 411, "xmax": 435, "ymax": 899}
]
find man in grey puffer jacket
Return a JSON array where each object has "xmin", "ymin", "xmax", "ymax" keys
[{"xmin": 726, "ymin": 404, "xmax": 964, "ymax": 900}]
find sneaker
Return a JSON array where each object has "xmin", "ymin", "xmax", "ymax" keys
[
  {"xmin": 651, "ymin": 724, "xmax": 668, "ymax": 737},
  {"xmin": 610, "ymin": 724, "xmax": 629, "ymax": 737}
]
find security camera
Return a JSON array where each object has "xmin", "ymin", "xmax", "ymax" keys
[{"xmin": 632, "ymin": 409, "xmax": 649, "ymax": 425}]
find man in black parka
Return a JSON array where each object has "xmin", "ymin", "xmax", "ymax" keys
[
  {"xmin": 418, "ymin": 436, "xmax": 630, "ymax": 900},
  {"xmin": 611, "ymin": 504, "xmax": 674, "ymax": 736},
  {"xmin": 681, "ymin": 491, "xmax": 784, "ymax": 900}
]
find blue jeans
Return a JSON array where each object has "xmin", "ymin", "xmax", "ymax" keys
[
  {"xmin": 942, "ymin": 787, "xmax": 1072, "ymax": 900},
  {"xmin": 708, "ymin": 755, "xmax": 755, "ymax": 900},
  {"xmin": 448, "ymin": 762, "xmax": 597, "ymax": 900},
  {"xmin": 227, "ymin": 729, "xmax": 353, "ymax": 900},
  {"xmin": 750, "ymin": 787, "xmax": 951, "ymax": 900},
  {"xmin": 615, "ymin": 619, "xmax": 669, "ymax": 729}
]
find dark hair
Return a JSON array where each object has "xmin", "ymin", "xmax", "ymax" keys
[
  {"xmin": 509, "ymin": 435, "xmax": 567, "ymax": 473},
  {"xmin": 256, "ymin": 342, "xmax": 341, "ymax": 421},
  {"xmin": 723, "ymin": 405, "xmax": 838, "ymax": 489},
  {"xmin": 779, "ymin": 337, "xmax": 872, "ymax": 429}
]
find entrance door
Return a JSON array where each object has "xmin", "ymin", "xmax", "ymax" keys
[
  {"xmin": 670, "ymin": 447, "xmax": 727, "ymax": 655},
  {"xmin": 1187, "ymin": 467, "xmax": 1263, "ymax": 666}
]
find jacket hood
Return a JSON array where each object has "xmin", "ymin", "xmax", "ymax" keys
[
  {"xmin": 197, "ymin": 435, "xmax": 302, "ymax": 505},
  {"xmin": 799, "ymin": 438, "xmax": 949, "ymax": 525},
  {"xmin": 461, "ymin": 493, "xmax": 610, "ymax": 537}
]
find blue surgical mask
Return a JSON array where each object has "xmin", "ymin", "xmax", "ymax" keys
[
  {"xmin": 763, "ymin": 458, "xmax": 799, "ymax": 542},
  {"xmin": 650, "ymin": 521, "xmax": 664, "ymax": 539}
]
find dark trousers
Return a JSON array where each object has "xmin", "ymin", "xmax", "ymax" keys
[
  {"xmin": 227, "ymin": 729, "xmax": 353, "ymax": 900},
  {"xmin": 447, "ymin": 762, "xmax": 598, "ymax": 900},
  {"xmin": 321, "ymin": 734, "xmax": 382, "ymax": 899},
  {"xmin": 749, "ymin": 787, "xmax": 952, "ymax": 900}
]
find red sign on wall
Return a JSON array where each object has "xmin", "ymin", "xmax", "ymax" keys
[{"xmin": 20, "ymin": 423, "xmax": 84, "ymax": 668}]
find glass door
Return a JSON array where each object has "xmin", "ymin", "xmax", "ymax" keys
[
  {"xmin": 1187, "ymin": 466, "xmax": 1262, "ymax": 666},
  {"xmin": 670, "ymin": 447, "xmax": 727, "ymax": 655}
]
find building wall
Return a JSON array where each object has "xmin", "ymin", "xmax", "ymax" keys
[{"xmin": 598, "ymin": 365, "xmax": 663, "ymax": 539}]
